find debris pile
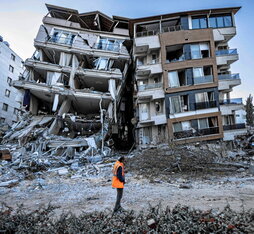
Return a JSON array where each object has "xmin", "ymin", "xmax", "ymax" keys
[
  {"xmin": 0, "ymin": 203, "xmax": 253, "ymax": 233},
  {"xmin": 127, "ymin": 143, "xmax": 252, "ymax": 179}
]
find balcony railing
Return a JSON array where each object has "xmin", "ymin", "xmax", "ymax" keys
[
  {"xmin": 194, "ymin": 100, "xmax": 218, "ymax": 110},
  {"xmin": 162, "ymin": 25, "xmax": 182, "ymax": 33},
  {"xmin": 93, "ymin": 43, "xmax": 121, "ymax": 52},
  {"xmin": 138, "ymin": 83, "xmax": 163, "ymax": 91},
  {"xmin": 223, "ymin": 123, "xmax": 246, "ymax": 131},
  {"xmin": 136, "ymin": 30, "xmax": 160, "ymax": 38},
  {"xmin": 218, "ymin": 73, "xmax": 240, "ymax": 80},
  {"xmin": 215, "ymin": 49, "xmax": 238, "ymax": 56},
  {"xmin": 174, "ymin": 127, "xmax": 220, "ymax": 139},
  {"xmin": 48, "ymin": 35, "xmax": 75, "ymax": 46},
  {"xmin": 193, "ymin": 75, "xmax": 213, "ymax": 85},
  {"xmin": 220, "ymin": 98, "xmax": 243, "ymax": 105}
]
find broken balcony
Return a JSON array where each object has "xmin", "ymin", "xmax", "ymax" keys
[
  {"xmin": 136, "ymin": 62, "xmax": 162, "ymax": 77},
  {"xmin": 218, "ymin": 73, "xmax": 241, "ymax": 91},
  {"xmin": 220, "ymin": 98, "xmax": 243, "ymax": 116},
  {"xmin": 216, "ymin": 49, "xmax": 238, "ymax": 66}
]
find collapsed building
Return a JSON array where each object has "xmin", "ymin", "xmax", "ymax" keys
[
  {"xmin": 3, "ymin": 4, "xmax": 247, "ymax": 153},
  {"xmin": 8, "ymin": 4, "xmax": 134, "ymax": 155}
]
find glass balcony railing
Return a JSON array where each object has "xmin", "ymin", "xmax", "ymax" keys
[
  {"xmin": 218, "ymin": 73, "xmax": 240, "ymax": 80},
  {"xmin": 48, "ymin": 35, "xmax": 75, "ymax": 46},
  {"xmin": 193, "ymin": 75, "xmax": 213, "ymax": 84},
  {"xmin": 93, "ymin": 43, "xmax": 121, "ymax": 52},
  {"xmin": 138, "ymin": 83, "xmax": 162, "ymax": 91},
  {"xmin": 220, "ymin": 98, "xmax": 243, "ymax": 105},
  {"xmin": 194, "ymin": 100, "xmax": 218, "ymax": 110},
  {"xmin": 223, "ymin": 123, "xmax": 246, "ymax": 131},
  {"xmin": 136, "ymin": 30, "xmax": 160, "ymax": 38},
  {"xmin": 174, "ymin": 127, "xmax": 220, "ymax": 139},
  {"xmin": 215, "ymin": 49, "xmax": 238, "ymax": 56}
]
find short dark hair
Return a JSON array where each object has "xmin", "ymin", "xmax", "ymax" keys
[{"xmin": 118, "ymin": 156, "xmax": 125, "ymax": 162}]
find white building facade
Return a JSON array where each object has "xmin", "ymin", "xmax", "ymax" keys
[{"xmin": 0, "ymin": 36, "xmax": 24, "ymax": 125}]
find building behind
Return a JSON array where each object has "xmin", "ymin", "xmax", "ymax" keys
[
  {"xmin": 0, "ymin": 36, "xmax": 23, "ymax": 126},
  {"xmin": 130, "ymin": 6, "xmax": 246, "ymax": 146}
]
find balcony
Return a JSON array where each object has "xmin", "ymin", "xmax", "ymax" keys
[
  {"xmin": 134, "ymin": 34, "xmax": 160, "ymax": 54},
  {"xmin": 216, "ymin": 49, "xmax": 239, "ymax": 66},
  {"xmin": 93, "ymin": 42, "xmax": 121, "ymax": 53},
  {"xmin": 174, "ymin": 127, "xmax": 220, "ymax": 139},
  {"xmin": 223, "ymin": 123, "xmax": 246, "ymax": 131},
  {"xmin": 218, "ymin": 73, "xmax": 240, "ymax": 80},
  {"xmin": 136, "ymin": 62, "xmax": 162, "ymax": 77},
  {"xmin": 213, "ymin": 27, "xmax": 236, "ymax": 42},
  {"xmin": 194, "ymin": 101, "xmax": 217, "ymax": 110},
  {"xmin": 218, "ymin": 73, "xmax": 241, "ymax": 90},
  {"xmin": 220, "ymin": 98, "xmax": 242, "ymax": 105},
  {"xmin": 138, "ymin": 83, "xmax": 163, "ymax": 91},
  {"xmin": 193, "ymin": 75, "xmax": 213, "ymax": 85}
]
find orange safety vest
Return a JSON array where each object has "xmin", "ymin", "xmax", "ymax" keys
[{"xmin": 112, "ymin": 161, "xmax": 124, "ymax": 188}]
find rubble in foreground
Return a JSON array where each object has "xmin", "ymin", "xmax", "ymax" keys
[{"xmin": 0, "ymin": 203, "xmax": 253, "ymax": 233}]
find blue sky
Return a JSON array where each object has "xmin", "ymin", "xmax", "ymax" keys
[{"xmin": 0, "ymin": 0, "xmax": 253, "ymax": 101}]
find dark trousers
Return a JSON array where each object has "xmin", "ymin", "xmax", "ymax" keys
[{"xmin": 114, "ymin": 188, "xmax": 123, "ymax": 211}]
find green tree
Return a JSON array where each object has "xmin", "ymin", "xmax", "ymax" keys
[{"xmin": 246, "ymin": 94, "xmax": 254, "ymax": 126}]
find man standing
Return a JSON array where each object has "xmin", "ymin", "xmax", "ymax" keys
[{"xmin": 112, "ymin": 156, "xmax": 125, "ymax": 212}]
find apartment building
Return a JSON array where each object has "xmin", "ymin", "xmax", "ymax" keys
[
  {"xmin": 12, "ymin": 4, "xmax": 245, "ymax": 149},
  {"xmin": 130, "ymin": 7, "xmax": 245, "ymax": 146},
  {"xmin": 13, "ymin": 4, "xmax": 134, "ymax": 148},
  {"xmin": 0, "ymin": 36, "xmax": 23, "ymax": 126}
]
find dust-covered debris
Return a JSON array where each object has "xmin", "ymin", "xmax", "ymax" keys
[{"xmin": 0, "ymin": 203, "xmax": 253, "ymax": 233}]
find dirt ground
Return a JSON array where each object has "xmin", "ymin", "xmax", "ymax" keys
[{"xmin": 1, "ymin": 167, "xmax": 254, "ymax": 216}]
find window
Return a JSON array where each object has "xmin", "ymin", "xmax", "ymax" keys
[
  {"xmin": 168, "ymin": 71, "xmax": 180, "ymax": 88},
  {"xmin": 139, "ymin": 103, "xmax": 149, "ymax": 121},
  {"xmin": 92, "ymin": 57, "xmax": 109, "ymax": 70},
  {"xmin": 190, "ymin": 43, "xmax": 209, "ymax": 59},
  {"xmin": 137, "ymin": 57, "xmax": 144, "ymax": 66},
  {"xmin": 169, "ymin": 96, "xmax": 182, "ymax": 114},
  {"xmin": 5, "ymin": 89, "xmax": 10, "ymax": 97},
  {"xmin": 195, "ymin": 92, "xmax": 209, "ymax": 103},
  {"xmin": 2, "ymin": 103, "xmax": 8, "ymax": 112},
  {"xmin": 173, "ymin": 122, "xmax": 182, "ymax": 132},
  {"xmin": 198, "ymin": 118, "xmax": 209, "ymax": 129},
  {"xmin": 7, "ymin": 77, "xmax": 12, "ymax": 85},
  {"xmin": 192, "ymin": 16, "xmax": 208, "ymax": 29},
  {"xmin": 209, "ymin": 14, "xmax": 233, "ymax": 28},
  {"xmin": 14, "ymin": 108, "xmax": 19, "ymax": 115},
  {"xmin": 0, "ymin": 118, "xmax": 5, "ymax": 124},
  {"xmin": 11, "ymin": 54, "xmax": 15, "ymax": 61},
  {"xmin": 151, "ymin": 54, "xmax": 158, "ymax": 64},
  {"xmin": 50, "ymin": 29, "xmax": 76, "ymax": 45},
  {"xmin": 97, "ymin": 37, "xmax": 122, "ymax": 52},
  {"xmin": 155, "ymin": 100, "xmax": 163, "ymax": 114},
  {"xmin": 9, "ymin": 65, "xmax": 14, "ymax": 73}
]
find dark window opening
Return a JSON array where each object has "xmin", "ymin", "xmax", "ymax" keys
[
  {"xmin": 161, "ymin": 18, "xmax": 181, "ymax": 32},
  {"xmin": 136, "ymin": 22, "xmax": 160, "ymax": 37},
  {"xmin": 166, "ymin": 45, "xmax": 184, "ymax": 63}
]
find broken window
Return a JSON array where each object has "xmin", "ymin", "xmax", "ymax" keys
[
  {"xmin": 166, "ymin": 45, "xmax": 184, "ymax": 63},
  {"xmin": 11, "ymin": 53, "xmax": 15, "ymax": 61},
  {"xmin": 223, "ymin": 115, "xmax": 235, "ymax": 125},
  {"xmin": 46, "ymin": 72, "xmax": 62, "ymax": 85},
  {"xmin": 50, "ymin": 29, "xmax": 76, "ymax": 45},
  {"xmin": 195, "ymin": 92, "xmax": 209, "ymax": 103},
  {"xmin": 136, "ymin": 22, "xmax": 160, "ymax": 37},
  {"xmin": 193, "ymin": 66, "xmax": 213, "ymax": 84},
  {"xmin": 92, "ymin": 57, "xmax": 109, "ymax": 70},
  {"xmin": 191, "ymin": 43, "xmax": 210, "ymax": 59},
  {"xmin": 0, "ymin": 118, "xmax": 5, "ymax": 124},
  {"xmin": 9, "ymin": 65, "xmax": 14, "ymax": 73},
  {"xmin": 168, "ymin": 70, "xmax": 186, "ymax": 88},
  {"xmin": 161, "ymin": 18, "xmax": 181, "ymax": 32},
  {"xmin": 155, "ymin": 100, "xmax": 163, "ymax": 114}
]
